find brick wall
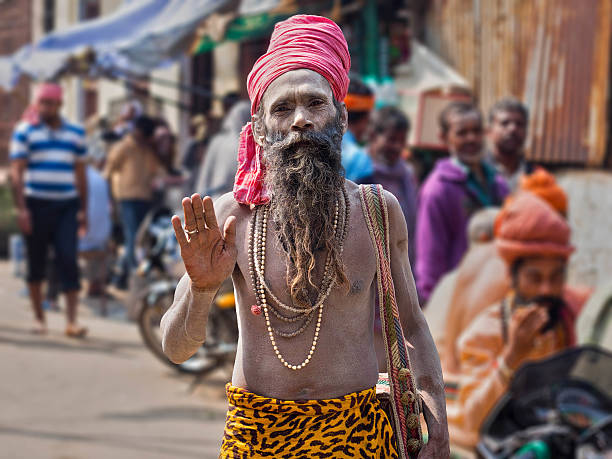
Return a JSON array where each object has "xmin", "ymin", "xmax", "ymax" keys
[{"xmin": 0, "ymin": 0, "xmax": 32, "ymax": 167}]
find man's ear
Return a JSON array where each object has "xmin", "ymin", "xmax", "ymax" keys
[
  {"xmin": 340, "ymin": 102, "xmax": 348, "ymax": 134},
  {"xmin": 439, "ymin": 129, "xmax": 447, "ymax": 144},
  {"xmin": 252, "ymin": 112, "xmax": 265, "ymax": 147}
]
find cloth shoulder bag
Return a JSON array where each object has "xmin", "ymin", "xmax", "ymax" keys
[{"xmin": 359, "ymin": 184, "xmax": 424, "ymax": 458}]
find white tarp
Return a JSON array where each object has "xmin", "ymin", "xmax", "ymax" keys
[{"xmin": 0, "ymin": 0, "xmax": 229, "ymax": 90}]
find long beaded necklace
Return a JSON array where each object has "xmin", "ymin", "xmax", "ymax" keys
[{"xmin": 247, "ymin": 187, "xmax": 350, "ymax": 370}]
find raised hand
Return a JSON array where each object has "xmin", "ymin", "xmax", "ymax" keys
[
  {"xmin": 503, "ymin": 305, "xmax": 549, "ymax": 369},
  {"xmin": 171, "ymin": 194, "xmax": 237, "ymax": 291}
]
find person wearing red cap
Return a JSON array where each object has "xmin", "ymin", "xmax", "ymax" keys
[
  {"xmin": 160, "ymin": 15, "xmax": 448, "ymax": 458},
  {"xmin": 9, "ymin": 82, "xmax": 88, "ymax": 338},
  {"xmin": 446, "ymin": 192, "xmax": 576, "ymax": 451}
]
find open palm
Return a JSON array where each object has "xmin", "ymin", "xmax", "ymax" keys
[{"xmin": 171, "ymin": 194, "xmax": 237, "ymax": 290}]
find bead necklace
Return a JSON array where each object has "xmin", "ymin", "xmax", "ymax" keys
[
  {"xmin": 247, "ymin": 186, "xmax": 350, "ymax": 370},
  {"xmin": 253, "ymin": 186, "xmax": 349, "ymax": 328}
]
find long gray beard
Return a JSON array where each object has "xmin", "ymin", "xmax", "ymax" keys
[{"xmin": 263, "ymin": 118, "xmax": 346, "ymax": 306}]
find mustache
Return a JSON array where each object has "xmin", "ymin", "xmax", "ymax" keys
[
  {"xmin": 264, "ymin": 119, "xmax": 343, "ymax": 156},
  {"xmin": 515, "ymin": 294, "xmax": 566, "ymax": 333}
]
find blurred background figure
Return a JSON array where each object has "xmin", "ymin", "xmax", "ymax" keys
[
  {"xmin": 221, "ymin": 91, "xmax": 241, "ymax": 115},
  {"xmin": 195, "ymin": 100, "xmax": 250, "ymax": 200},
  {"xmin": 446, "ymin": 192, "xmax": 576, "ymax": 451},
  {"xmin": 153, "ymin": 119, "xmax": 180, "ymax": 176},
  {"xmin": 78, "ymin": 152, "xmax": 111, "ymax": 302},
  {"xmin": 9, "ymin": 82, "xmax": 88, "ymax": 337},
  {"xmin": 441, "ymin": 169, "xmax": 587, "ymax": 376},
  {"xmin": 341, "ymin": 76, "xmax": 375, "ymax": 183},
  {"xmin": 424, "ymin": 206, "xmax": 500, "ymax": 369},
  {"xmin": 103, "ymin": 115, "xmax": 163, "ymax": 289},
  {"xmin": 181, "ymin": 114, "xmax": 209, "ymax": 196},
  {"xmin": 368, "ymin": 106, "xmax": 418, "ymax": 267},
  {"xmin": 416, "ymin": 101, "xmax": 509, "ymax": 304},
  {"xmin": 113, "ymin": 100, "xmax": 143, "ymax": 139},
  {"xmin": 487, "ymin": 98, "xmax": 534, "ymax": 191}
]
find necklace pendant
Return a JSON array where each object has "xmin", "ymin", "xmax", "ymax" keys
[{"xmin": 251, "ymin": 304, "xmax": 262, "ymax": 316}]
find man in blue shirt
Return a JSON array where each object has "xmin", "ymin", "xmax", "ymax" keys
[
  {"xmin": 9, "ymin": 82, "xmax": 88, "ymax": 337},
  {"xmin": 341, "ymin": 77, "xmax": 375, "ymax": 183}
]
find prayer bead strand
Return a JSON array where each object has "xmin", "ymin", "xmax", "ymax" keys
[{"xmin": 247, "ymin": 187, "xmax": 350, "ymax": 370}]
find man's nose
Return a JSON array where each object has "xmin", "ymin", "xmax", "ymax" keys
[
  {"xmin": 291, "ymin": 108, "xmax": 314, "ymax": 130},
  {"xmin": 538, "ymin": 280, "xmax": 554, "ymax": 296}
]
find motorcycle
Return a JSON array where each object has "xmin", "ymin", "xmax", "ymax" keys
[
  {"xmin": 477, "ymin": 346, "xmax": 612, "ymax": 459},
  {"xmin": 132, "ymin": 206, "xmax": 238, "ymax": 375}
]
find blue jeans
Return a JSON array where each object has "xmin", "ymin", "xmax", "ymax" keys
[{"xmin": 119, "ymin": 199, "xmax": 151, "ymax": 276}]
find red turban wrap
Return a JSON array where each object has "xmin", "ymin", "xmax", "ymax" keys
[
  {"xmin": 233, "ymin": 15, "xmax": 351, "ymax": 205},
  {"xmin": 21, "ymin": 82, "xmax": 63, "ymax": 124},
  {"xmin": 495, "ymin": 192, "xmax": 574, "ymax": 265}
]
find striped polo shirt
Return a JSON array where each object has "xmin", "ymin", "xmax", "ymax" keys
[{"xmin": 9, "ymin": 119, "xmax": 87, "ymax": 200}]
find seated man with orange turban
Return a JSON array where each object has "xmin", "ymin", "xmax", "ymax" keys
[
  {"xmin": 446, "ymin": 192, "xmax": 577, "ymax": 450},
  {"xmin": 440, "ymin": 169, "xmax": 588, "ymax": 377}
]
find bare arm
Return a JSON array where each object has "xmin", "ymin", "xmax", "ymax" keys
[
  {"xmin": 74, "ymin": 161, "xmax": 88, "ymax": 232},
  {"xmin": 102, "ymin": 142, "xmax": 124, "ymax": 180},
  {"xmin": 160, "ymin": 194, "xmax": 237, "ymax": 363},
  {"xmin": 9, "ymin": 159, "xmax": 32, "ymax": 235},
  {"xmin": 9, "ymin": 159, "xmax": 27, "ymax": 211},
  {"xmin": 160, "ymin": 273, "xmax": 218, "ymax": 363},
  {"xmin": 385, "ymin": 191, "xmax": 450, "ymax": 458}
]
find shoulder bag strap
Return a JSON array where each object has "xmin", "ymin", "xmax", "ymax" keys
[{"xmin": 359, "ymin": 184, "xmax": 423, "ymax": 458}]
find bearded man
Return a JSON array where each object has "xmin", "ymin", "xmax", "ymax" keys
[
  {"xmin": 446, "ymin": 192, "xmax": 577, "ymax": 450},
  {"xmin": 160, "ymin": 15, "xmax": 448, "ymax": 459}
]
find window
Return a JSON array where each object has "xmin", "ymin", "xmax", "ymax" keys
[
  {"xmin": 43, "ymin": 0, "xmax": 55, "ymax": 33},
  {"xmin": 80, "ymin": 0, "xmax": 99, "ymax": 20}
]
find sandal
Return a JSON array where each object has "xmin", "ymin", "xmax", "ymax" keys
[{"xmin": 65, "ymin": 324, "xmax": 88, "ymax": 338}]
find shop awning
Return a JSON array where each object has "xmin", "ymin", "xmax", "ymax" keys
[
  {"xmin": 0, "ymin": 0, "xmax": 229, "ymax": 90},
  {"xmin": 189, "ymin": 0, "xmax": 338, "ymax": 55},
  {"xmin": 192, "ymin": 11, "xmax": 291, "ymax": 55}
]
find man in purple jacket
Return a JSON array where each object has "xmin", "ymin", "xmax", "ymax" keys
[{"xmin": 416, "ymin": 102, "xmax": 509, "ymax": 304}]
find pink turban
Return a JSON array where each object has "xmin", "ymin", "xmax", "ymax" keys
[
  {"xmin": 495, "ymin": 192, "xmax": 574, "ymax": 265},
  {"xmin": 21, "ymin": 82, "xmax": 63, "ymax": 124},
  {"xmin": 233, "ymin": 15, "xmax": 351, "ymax": 205}
]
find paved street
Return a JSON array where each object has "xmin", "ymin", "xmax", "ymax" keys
[{"xmin": 0, "ymin": 261, "xmax": 227, "ymax": 459}]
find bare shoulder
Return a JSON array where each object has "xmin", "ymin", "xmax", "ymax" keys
[
  {"xmin": 382, "ymin": 188, "xmax": 409, "ymax": 241},
  {"xmin": 212, "ymin": 192, "xmax": 251, "ymax": 224}
]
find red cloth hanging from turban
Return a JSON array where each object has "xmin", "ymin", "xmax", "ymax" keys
[{"xmin": 233, "ymin": 15, "xmax": 351, "ymax": 205}]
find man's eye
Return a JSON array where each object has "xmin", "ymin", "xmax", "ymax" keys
[
  {"xmin": 310, "ymin": 99, "xmax": 323, "ymax": 107},
  {"xmin": 273, "ymin": 106, "xmax": 289, "ymax": 113}
]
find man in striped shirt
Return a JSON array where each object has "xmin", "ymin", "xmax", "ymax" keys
[{"xmin": 9, "ymin": 82, "xmax": 88, "ymax": 337}]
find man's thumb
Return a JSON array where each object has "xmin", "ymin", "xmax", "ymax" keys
[{"xmin": 223, "ymin": 216, "xmax": 237, "ymax": 247}]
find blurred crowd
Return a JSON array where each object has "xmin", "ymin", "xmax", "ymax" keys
[
  {"xmin": 340, "ymin": 76, "xmax": 594, "ymax": 452},
  {"xmin": 73, "ymin": 93, "xmax": 250, "ymax": 293},
  {"xmin": 9, "ymin": 74, "xmax": 600, "ymax": 454}
]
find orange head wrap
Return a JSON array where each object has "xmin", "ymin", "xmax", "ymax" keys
[
  {"xmin": 343, "ymin": 93, "xmax": 375, "ymax": 112},
  {"xmin": 520, "ymin": 168, "xmax": 567, "ymax": 216},
  {"xmin": 495, "ymin": 192, "xmax": 574, "ymax": 266}
]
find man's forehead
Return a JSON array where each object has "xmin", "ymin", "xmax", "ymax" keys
[
  {"xmin": 449, "ymin": 111, "xmax": 482, "ymax": 128},
  {"xmin": 261, "ymin": 69, "xmax": 333, "ymax": 107},
  {"xmin": 521, "ymin": 256, "xmax": 567, "ymax": 271},
  {"xmin": 493, "ymin": 110, "xmax": 526, "ymax": 122}
]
